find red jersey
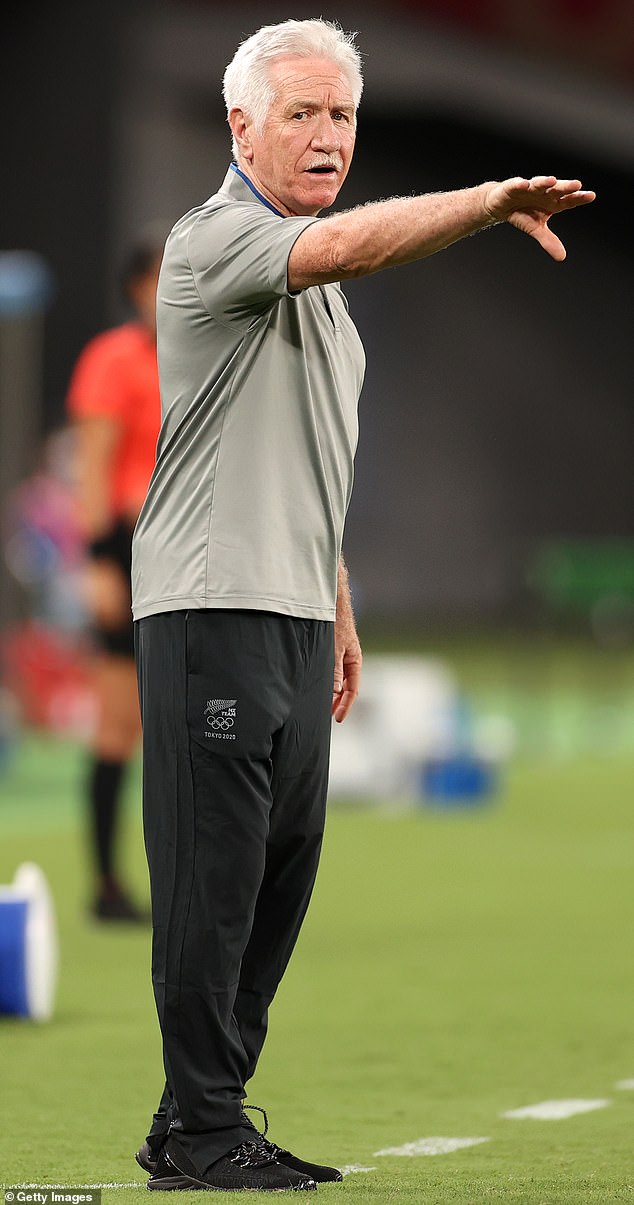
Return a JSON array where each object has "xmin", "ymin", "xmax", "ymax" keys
[{"xmin": 66, "ymin": 322, "xmax": 161, "ymax": 520}]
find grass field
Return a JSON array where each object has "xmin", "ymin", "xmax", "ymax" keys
[{"xmin": 1, "ymin": 637, "xmax": 634, "ymax": 1203}]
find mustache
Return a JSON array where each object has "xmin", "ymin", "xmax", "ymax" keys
[{"xmin": 305, "ymin": 154, "xmax": 344, "ymax": 172}]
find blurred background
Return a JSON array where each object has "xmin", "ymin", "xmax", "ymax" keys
[
  {"xmin": 1, "ymin": 2, "xmax": 634, "ymax": 1194},
  {"xmin": 2, "ymin": 0, "xmax": 633, "ymax": 782}
]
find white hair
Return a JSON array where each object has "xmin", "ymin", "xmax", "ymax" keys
[{"xmin": 223, "ymin": 18, "xmax": 364, "ymax": 160}]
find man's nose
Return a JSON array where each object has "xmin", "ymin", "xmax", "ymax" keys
[{"xmin": 311, "ymin": 116, "xmax": 341, "ymax": 152}]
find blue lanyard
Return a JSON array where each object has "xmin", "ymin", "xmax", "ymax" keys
[{"xmin": 229, "ymin": 163, "xmax": 284, "ymax": 217}]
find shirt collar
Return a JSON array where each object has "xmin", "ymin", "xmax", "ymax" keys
[{"xmin": 219, "ymin": 162, "xmax": 285, "ymax": 217}]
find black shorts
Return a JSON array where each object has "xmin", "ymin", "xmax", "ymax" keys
[
  {"xmin": 90, "ymin": 522, "xmax": 134, "ymax": 658},
  {"xmin": 97, "ymin": 615, "xmax": 135, "ymax": 658}
]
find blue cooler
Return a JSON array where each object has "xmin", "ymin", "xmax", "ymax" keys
[
  {"xmin": 420, "ymin": 753, "xmax": 498, "ymax": 808},
  {"xmin": 0, "ymin": 863, "xmax": 58, "ymax": 1020}
]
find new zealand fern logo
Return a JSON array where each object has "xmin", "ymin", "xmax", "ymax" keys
[{"xmin": 205, "ymin": 699, "xmax": 237, "ymax": 732}]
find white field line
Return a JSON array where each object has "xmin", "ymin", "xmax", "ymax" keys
[
  {"xmin": 501, "ymin": 1099, "xmax": 610, "ymax": 1120},
  {"xmin": 7, "ymin": 1086, "xmax": 622, "ymax": 1189},
  {"xmin": 374, "ymin": 1136, "xmax": 490, "ymax": 1157}
]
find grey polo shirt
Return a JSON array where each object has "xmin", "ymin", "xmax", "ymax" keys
[{"xmin": 131, "ymin": 164, "xmax": 366, "ymax": 622}]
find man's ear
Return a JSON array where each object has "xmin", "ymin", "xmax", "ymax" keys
[{"xmin": 228, "ymin": 108, "xmax": 253, "ymax": 161}]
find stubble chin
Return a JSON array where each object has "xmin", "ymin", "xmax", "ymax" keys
[{"xmin": 301, "ymin": 181, "xmax": 342, "ymax": 213}]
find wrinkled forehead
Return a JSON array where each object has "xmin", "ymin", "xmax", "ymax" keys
[{"xmin": 267, "ymin": 55, "xmax": 357, "ymax": 109}]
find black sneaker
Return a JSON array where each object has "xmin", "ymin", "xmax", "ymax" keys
[
  {"xmin": 137, "ymin": 1109, "xmax": 343, "ymax": 1185},
  {"xmin": 135, "ymin": 1141, "xmax": 157, "ymax": 1174},
  {"xmin": 146, "ymin": 1134, "xmax": 317, "ymax": 1192},
  {"xmin": 243, "ymin": 1106, "xmax": 343, "ymax": 1184},
  {"xmin": 258, "ymin": 1139, "xmax": 342, "ymax": 1184}
]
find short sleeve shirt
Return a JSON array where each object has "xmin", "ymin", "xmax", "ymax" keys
[
  {"xmin": 66, "ymin": 323, "xmax": 161, "ymax": 519},
  {"xmin": 131, "ymin": 165, "xmax": 366, "ymax": 622}
]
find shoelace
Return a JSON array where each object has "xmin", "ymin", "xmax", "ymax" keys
[
  {"xmin": 243, "ymin": 1103, "xmax": 269, "ymax": 1136},
  {"xmin": 228, "ymin": 1139, "xmax": 278, "ymax": 1169},
  {"xmin": 242, "ymin": 1104, "xmax": 291, "ymax": 1159}
]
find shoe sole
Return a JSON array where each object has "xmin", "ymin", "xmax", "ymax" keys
[{"xmin": 147, "ymin": 1174, "xmax": 316, "ymax": 1192}]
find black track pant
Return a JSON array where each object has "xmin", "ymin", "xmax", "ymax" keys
[{"xmin": 135, "ymin": 609, "xmax": 334, "ymax": 1172}]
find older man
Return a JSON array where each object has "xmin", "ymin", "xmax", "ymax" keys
[{"xmin": 132, "ymin": 17, "xmax": 594, "ymax": 1194}]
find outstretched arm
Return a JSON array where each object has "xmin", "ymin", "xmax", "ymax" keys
[
  {"xmin": 332, "ymin": 556, "xmax": 362, "ymax": 724},
  {"xmin": 288, "ymin": 175, "xmax": 595, "ymax": 289}
]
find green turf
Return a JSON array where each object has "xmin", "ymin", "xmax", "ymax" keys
[{"xmin": 1, "ymin": 707, "xmax": 634, "ymax": 1202}]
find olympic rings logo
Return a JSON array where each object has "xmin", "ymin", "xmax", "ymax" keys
[{"xmin": 208, "ymin": 715, "xmax": 234, "ymax": 730}]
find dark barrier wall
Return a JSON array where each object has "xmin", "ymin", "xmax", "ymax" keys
[
  {"xmin": 2, "ymin": 2, "xmax": 632, "ymax": 622},
  {"xmin": 341, "ymin": 114, "xmax": 633, "ymax": 620},
  {"xmin": 1, "ymin": 1, "xmax": 116, "ymax": 443}
]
